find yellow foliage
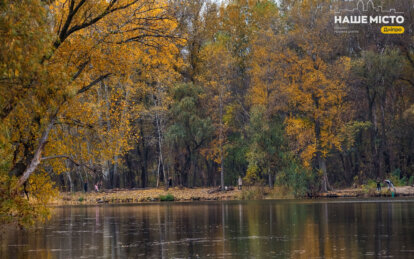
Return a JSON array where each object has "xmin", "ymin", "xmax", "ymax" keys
[
  {"xmin": 263, "ymin": 0, "xmax": 352, "ymax": 168},
  {"xmin": 0, "ymin": 172, "xmax": 56, "ymax": 227},
  {"xmin": 1, "ymin": 0, "xmax": 182, "ymax": 226}
]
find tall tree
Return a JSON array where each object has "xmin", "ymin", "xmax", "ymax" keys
[
  {"xmin": 166, "ymin": 83, "xmax": 213, "ymax": 187},
  {"xmin": 1, "ymin": 0, "xmax": 179, "ymax": 225},
  {"xmin": 198, "ymin": 38, "xmax": 235, "ymax": 189}
]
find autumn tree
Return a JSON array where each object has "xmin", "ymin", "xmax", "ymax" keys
[
  {"xmin": 0, "ymin": 0, "xmax": 57, "ymax": 226},
  {"xmin": 197, "ymin": 37, "xmax": 235, "ymax": 189},
  {"xmin": 276, "ymin": 0, "xmax": 351, "ymax": 192},
  {"xmin": 171, "ymin": 0, "xmax": 219, "ymax": 82},
  {"xmin": 1, "ymin": 0, "xmax": 179, "ymax": 225}
]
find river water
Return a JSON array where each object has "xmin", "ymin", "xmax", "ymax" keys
[{"xmin": 1, "ymin": 199, "xmax": 414, "ymax": 258}]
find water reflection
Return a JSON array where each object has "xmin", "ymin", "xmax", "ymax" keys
[{"xmin": 1, "ymin": 199, "xmax": 414, "ymax": 258}]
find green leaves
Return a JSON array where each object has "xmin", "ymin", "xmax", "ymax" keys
[
  {"xmin": 244, "ymin": 105, "xmax": 285, "ymax": 185},
  {"xmin": 167, "ymin": 83, "xmax": 213, "ymax": 148}
]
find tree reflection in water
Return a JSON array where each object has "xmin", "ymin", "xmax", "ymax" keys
[{"xmin": 1, "ymin": 200, "xmax": 414, "ymax": 258}]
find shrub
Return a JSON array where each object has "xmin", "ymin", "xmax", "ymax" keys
[
  {"xmin": 159, "ymin": 193, "xmax": 174, "ymax": 201},
  {"xmin": 78, "ymin": 197, "xmax": 84, "ymax": 202},
  {"xmin": 387, "ymin": 172, "xmax": 406, "ymax": 187},
  {"xmin": 361, "ymin": 179, "xmax": 378, "ymax": 191},
  {"xmin": 239, "ymin": 186, "xmax": 265, "ymax": 200},
  {"xmin": 275, "ymin": 161, "xmax": 316, "ymax": 197},
  {"xmin": 408, "ymin": 176, "xmax": 414, "ymax": 186},
  {"xmin": 392, "ymin": 168, "xmax": 402, "ymax": 178},
  {"xmin": 244, "ymin": 164, "xmax": 260, "ymax": 186}
]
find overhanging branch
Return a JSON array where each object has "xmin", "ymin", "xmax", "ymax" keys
[
  {"xmin": 42, "ymin": 155, "xmax": 97, "ymax": 173},
  {"xmin": 77, "ymin": 73, "xmax": 111, "ymax": 95}
]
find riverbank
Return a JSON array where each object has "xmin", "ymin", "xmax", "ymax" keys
[
  {"xmin": 51, "ymin": 187, "xmax": 241, "ymax": 205},
  {"xmin": 318, "ymin": 186, "xmax": 414, "ymax": 198},
  {"xmin": 50, "ymin": 185, "xmax": 414, "ymax": 205}
]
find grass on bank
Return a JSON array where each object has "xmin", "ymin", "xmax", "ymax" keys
[
  {"xmin": 159, "ymin": 193, "xmax": 174, "ymax": 201},
  {"xmin": 52, "ymin": 187, "xmax": 240, "ymax": 205},
  {"xmin": 238, "ymin": 186, "xmax": 299, "ymax": 200},
  {"xmin": 51, "ymin": 181, "xmax": 414, "ymax": 206}
]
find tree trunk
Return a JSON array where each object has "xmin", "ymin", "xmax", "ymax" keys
[
  {"xmin": 103, "ymin": 82, "xmax": 112, "ymax": 185},
  {"xmin": 380, "ymin": 101, "xmax": 390, "ymax": 175},
  {"xmin": 319, "ymin": 156, "xmax": 329, "ymax": 193},
  {"xmin": 313, "ymin": 94, "xmax": 330, "ymax": 193},
  {"xmin": 113, "ymin": 85, "xmax": 129, "ymax": 189},
  {"xmin": 205, "ymin": 158, "xmax": 214, "ymax": 187},
  {"xmin": 67, "ymin": 171, "xmax": 73, "ymax": 192},
  {"xmin": 219, "ymin": 85, "xmax": 224, "ymax": 190},
  {"xmin": 141, "ymin": 165, "xmax": 147, "ymax": 188},
  {"xmin": 367, "ymin": 88, "xmax": 379, "ymax": 179},
  {"xmin": 113, "ymin": 155, "xmax": 118, "ymax": 188},
  {"xmin": 192, "ymin": 158, "xmax": 198, "ymax": 187},
  {"xmin": 153, "ymin": 90, "xmax": 166, "ymax": 188},
  {"xmin": 137, "ymin": 121, "xmax": 149, "ymax": 188},
  {"xmin": 268, "ymin": 169, "xmax": 273, "ymax": 189},
  {"xmin": 16, "ymin": 116, "xmax": 56, "ymax": 188}
]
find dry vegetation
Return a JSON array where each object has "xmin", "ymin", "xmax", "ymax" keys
[
  {"xmin": 50, "ymin": 186, "xmax": 414, "ymax": 205},
  {"xmin": 319, "ymin": 186, "xmax": 414, "ymax": 198},
  {"xmin": 52, "ymin": 187, "xmax": 242, "ymax": 205}
]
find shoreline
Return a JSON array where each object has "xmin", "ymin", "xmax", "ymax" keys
[
  {"xmin": 51, "ymin": 187, "xmax": 241, "ymax": 206},
  {"xmin": 49, "ymin": 186, "xmax": 414, "ymax": 206}
]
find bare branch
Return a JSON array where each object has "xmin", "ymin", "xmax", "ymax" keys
[
  {"xmin": 42, "ymin": 155, "xmax": 97, "ymax": 173},
  {"xmin": 58, "ymin": 0, "xmax": 142, "ymax": 46},
  {"xmin": 72, "ymin": 59, "xmax": 90, "ymax": 81},
  {"xmin": 77, "ymin": 73, "xmax": 111, "ymax": 94},
  {"xmin": 399, "ymin": 77, "xmax": 414, "ymax": 87}
]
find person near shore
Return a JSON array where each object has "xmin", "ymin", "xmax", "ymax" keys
[
  {"xmin": 384, "ymin": 179, "xmax": 396, "ymax": 192},
  {"xmin": 376, "ymin": 179, "xmax": 381, "ymax": 192},
  {"xmin": 84, "ymin": 181, "xmax": 88, "ymax": 192},
  {"xmin": 94, "ymin": 183, "xmax": 99, "ymax": 192},
  {"xmin": 238, "ymin": 176, "xmax": 242, "ymax": 190}
]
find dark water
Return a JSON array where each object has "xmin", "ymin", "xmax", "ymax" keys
[{"xmin": 1, "ymin": 199, "xmax": 414, "ymax": 258}]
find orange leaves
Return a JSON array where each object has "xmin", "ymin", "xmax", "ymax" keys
[
  {"xmin": 36, "ymin": 0, "xmax": 181, "ymax": 176},
  {"xmin": 281, "ymin": 53, "xmax": 350, "ymax": 165},
  {"xmin": 255, "ymin": 0, "xmax": 353, "ymax": 168},
  {"xmin": 285, "ymin": 117, "xmax": 315, "ymax": 168},
  {"xmin": 48, "ymin": 0, "xmax": 180, "ymax": 98}
]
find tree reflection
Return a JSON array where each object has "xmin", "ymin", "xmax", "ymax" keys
[{"xmin": 2, "ymin": 201, "xmax": 414, "ymax": 258}]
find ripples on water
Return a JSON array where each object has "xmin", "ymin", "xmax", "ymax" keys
[{"xmin": 1, "ymin": 199, "xmax": 414, "ymax": 258}]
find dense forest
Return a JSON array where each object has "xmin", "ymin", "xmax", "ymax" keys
[{"xmin": 1, "ymin": 0, "xmax": 414, "ymax": 225}]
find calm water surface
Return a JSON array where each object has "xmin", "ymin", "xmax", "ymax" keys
[{"xmin": 1, "ymin": 199, "xmax": 414, "ymax": 258}]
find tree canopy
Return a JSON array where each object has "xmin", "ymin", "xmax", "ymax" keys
[{"xmin": 1, "ymin": 0, "xmax": 414, "ymax": 226}]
